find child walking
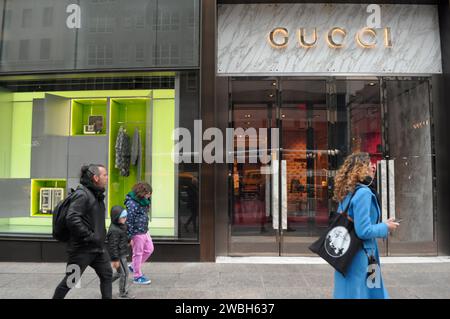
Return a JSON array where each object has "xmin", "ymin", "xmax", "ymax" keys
[
  {"xmin": 106, "ymin": 206, "xmax": 134, "ymax": 299},
  {"xmin": 125, "ymin": 182, "xmax": 154, "ymax": 285}
]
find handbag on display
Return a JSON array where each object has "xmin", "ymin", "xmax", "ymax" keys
[{"xmin": 309, "ymin": 188, "xmax": 363, "ymax": 276}]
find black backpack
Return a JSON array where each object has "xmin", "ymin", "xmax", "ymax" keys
[{"xmin": 52, "ymin": 188, "xmax": 77, "ymax": 242}]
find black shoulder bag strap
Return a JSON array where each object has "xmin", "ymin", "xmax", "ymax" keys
[{"xmin": 341, "ymin": 187, "xmax": 360, "ymax": 221}]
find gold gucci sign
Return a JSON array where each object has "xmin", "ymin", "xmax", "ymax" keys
[{"xmin": 268, "ymin": 27, "xmax": 393, "ymax": 49}]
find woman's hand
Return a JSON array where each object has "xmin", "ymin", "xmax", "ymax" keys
[{"xmin": 385, "ymin": 218, "xmax": 400, "ymax": 232}]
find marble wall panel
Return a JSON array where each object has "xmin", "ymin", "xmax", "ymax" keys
[{"xmin": 218, "ymin": 4, "xmax": 442, "ymax": 75}]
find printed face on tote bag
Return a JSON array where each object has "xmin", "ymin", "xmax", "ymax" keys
[{"xmin": 325, "ymin": 227, "xmax": 352, "ymax": 258}]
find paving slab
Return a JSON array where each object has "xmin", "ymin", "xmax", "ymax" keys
[
  {"xmin": 0, "ymin": 274, "xmax": 16, "ymax": 288},
  {"xmin": 2, "ymin": 273, "xmax": 62, "ymax": 289},
  {"xmin": 261, "ymin": 273, "xmax": 308, "ymax": 288},
  {"xmin": 218, "ymin": 272, "xmax": 264, "ymax": 289},
  {"xmin": 215, "ymin": 288, "xmax": 266, "ymax": 299},
  {"xmin": 167, "ymin": 288, "xmax": 218, "ymax": 299},
  {"xmin": 174, "ymin": 273, "xmax": 220, "ymax": 289},
  {"xmin": 0, "ymin": 288, "xmax": 54, "ymax": 299}
]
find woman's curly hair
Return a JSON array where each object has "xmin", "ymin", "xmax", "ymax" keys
[{"xmin": 333, "ymin": 152, "xmax": 372, "ymax": 202}]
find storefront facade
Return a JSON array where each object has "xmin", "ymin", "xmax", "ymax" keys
[
  {"xmin": 212, "ymin": 1, "xmax": 450, "ymax": 259},
  {"xmin": 1, "ymin": 0, "xmax": 450, "ymax": 262},
  {"xmin": 0, "ymin": 0, "xmax": 202, "ymax": 261}
]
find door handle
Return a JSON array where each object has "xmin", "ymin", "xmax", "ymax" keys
[
  {"xmin": 281, "ymin": 160, "xmax": 287, "ymax": 230},
  {"xmin": 265, "ymin": 171, "xmax": 271, "ymax": 218},
  {"xmin": 272, "ymin": 157, "xmax": 279, "ymax": 230},
  {"xmin": 388, "ymin": 160, "xmax": 396, "ymax": 220},
  {"xmin": 377, "ymin": 160, "xmax": 388, "ymax": 222}
]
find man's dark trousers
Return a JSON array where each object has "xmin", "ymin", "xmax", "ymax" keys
[{"xmin": 53, "ymin": 251, "xmax": 112, "ymax": 299}]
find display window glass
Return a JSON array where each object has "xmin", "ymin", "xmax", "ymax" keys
[{"xmin": 0, "ymin": 72, "xmax": 199, "ymax": 240}]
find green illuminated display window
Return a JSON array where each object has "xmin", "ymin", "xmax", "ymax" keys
[{"xmin": 0, "ymin": 89, "xmax": 179, "ymax": 238}]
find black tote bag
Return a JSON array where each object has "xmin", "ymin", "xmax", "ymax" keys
[{"xmin": 309, "ymin": 189, "xmax": 363, "ymax": 276}]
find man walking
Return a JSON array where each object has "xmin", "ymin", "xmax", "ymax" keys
[{"xmin": 53, "ymin": 164, "xmax": 112, "ymax": 299}]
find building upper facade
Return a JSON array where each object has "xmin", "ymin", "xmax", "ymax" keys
[{"xmin": 0, "ymin": 0, "xmax": 200, "ymax": 73}]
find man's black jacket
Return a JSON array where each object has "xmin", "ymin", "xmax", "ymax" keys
[{"xmin": 66, "ymin": 184, "xmax": 106, "ymax": 253}]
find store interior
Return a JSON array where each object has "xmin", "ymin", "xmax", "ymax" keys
[{"xmin": 0, "ymin": 89, "xmax": 176, "ymax": 237}]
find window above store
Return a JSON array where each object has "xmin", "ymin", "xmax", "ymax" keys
[{"xmin": 0, "ymin": 0, "xmax": 200, "ymax": 74}]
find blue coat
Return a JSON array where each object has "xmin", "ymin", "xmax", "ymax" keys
[{"xmin": 333, "ymin": 184, "xmax": 390, "ymax": 299}]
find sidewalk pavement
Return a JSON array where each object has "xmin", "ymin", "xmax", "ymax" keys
[{"xmin": 0, "ymin": 257, "xmax": 449, "ymax": 299}]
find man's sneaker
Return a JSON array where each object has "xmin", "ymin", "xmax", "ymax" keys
[
  {"xmin": 133, "ymin": 276, "xmax": 151, "ymax": 285},
  {"xmin": 128, "ymin": 264, "xmax": 134, "ymax": 273}
]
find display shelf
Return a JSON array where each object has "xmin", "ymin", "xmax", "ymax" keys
[
  {"xmin": 30, "ymin": 179, "xmax": 67, "ymax": 217},
  {"xmin": 71, "ymin": 98, "xmax": 107, "ymax": 136}
]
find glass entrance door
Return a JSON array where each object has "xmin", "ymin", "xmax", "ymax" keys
[
  {"xmin": 229, "ymin": 78, "xmax": 385, "ymax": 256},
  {"xmin": 279, "ymin": 80, "xmax": 330, "ymax": 255},
  {"xmin": 229, "ymin": 78, "xmax": 334, "ymax": 256},
  {"xmin": 332, "ymin": 79, "xmax": 386, "ymax": 257},
  {"xmin": 228, "ymin": 77, "xmax": 436, "ymax": 256},
  {"xmin": 229, "ymin": 79, "xmax": 279, "ymax": 255}
]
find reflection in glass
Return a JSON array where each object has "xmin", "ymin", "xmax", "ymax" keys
[
  {"xmin": 0, "ymin": 0, "xmax": 199, "ymax": 72},
  {"xmin": 281, "ymin": 80, "xmax": 328, "ymax": 239},
  {"xmin": 1, "ymin": 0, "xmax": 77, "ymax": 72},
  {"xmin": 229, "ymin": 80, "xmax": 279, "ymax": 255}
]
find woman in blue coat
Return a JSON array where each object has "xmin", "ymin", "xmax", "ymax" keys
[{"xmin": 333, "ymin": 153, "xmax": 399, "ymax": 299}]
